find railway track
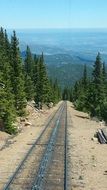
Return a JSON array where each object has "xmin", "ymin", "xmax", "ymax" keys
[{"xmin": 3, "ymin": 101, "xmax": 68, "ymax": 190}]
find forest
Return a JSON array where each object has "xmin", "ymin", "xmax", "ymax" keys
[
  {"xmin": 1, "ymin": 26, "xmax": 107, "ymax": 135},
  {"xmin": 63, "ymin": 52, "xmax": 107, "ymax": 122},
  {"xmin": 0, "ymin": 28, "xmax": 61, "ymax": 134}
]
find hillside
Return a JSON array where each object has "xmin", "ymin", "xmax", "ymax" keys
[
  {"xmin": 21, "ymin": 52, "xmax": 93, "ymax": 88},
  {"xmin": 44, "ymin": 54, "xmax": 93, "ymax": 88},
  {"xmin": 47, "ymin": 63, "xmax": 92, "ymax": 88},
  {"xmin": 68, "ymin": 102, "xmax": 107, "ymax": 190}
]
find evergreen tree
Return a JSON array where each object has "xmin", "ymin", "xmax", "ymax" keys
[
  {"xmin": 102, "ymin": 62, "xmax": 106, "ymax": 82},
  {"xmin": 93, "ymin": 52, "xmax": 103, "ymax": 84},
  {"xmin": 0, "ymin": 28, "xmax": 16, "ymax": 133},
  {"xmin": 24, "ymin": 45, "xmax": 34, "ymax": 78},
  {"xmin": 33, "ymin": 54, "xmax": 38, "ymax": 84},
  {"xmin": 4, "ymin": 29, "xmax": 11, "ymax": 59},
  {"xmin": 25, "ymin": 74, "xmax": 34, "ymax": 101},
  {"xmin": 0, "ymin": 27, "xmax": 61, "ymax": 134},
  {"xmin": 34, "ymin": 54, "xmax": 51, "ymax": 108},
  {"xmin": 82, "ymin": 64, "xmax": 88, "ymax": 88},
  {"xmin": 73, "ymin": 81, "xmax": 81, "ymax": 101},
  {"xmin": 62, "ymin": 87, "xmax": 70, "ymax": 100},
  {"xmin": 51, "ymin": 79, "xmax": 61, "ymax": 104},
  {"xmin": 32, "ymin": 54, "xmax": 39, "ymax": 97},
  {"xmin": 73, "ymin": 79, "xmax": 87, "ymax": 111},
  {"xmin": 91, "ymin": 53, "xmax": 105, "ymax": 117},
  {"xmin": 72, "ymin": 52, "xmax": 107, "ymax": 121},
  {"xmin": 11, "ymin": 31, "xmax": 26, "ymax": 115},
  {"xmin": 69, "ymin": 88, "xmax": 73, "ymax": 102}
]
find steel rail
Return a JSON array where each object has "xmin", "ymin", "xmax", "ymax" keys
[
  {"xmin": 3, "ymin": 102, "xmax": 64, "ymax": 190},
  {"xmin": 41, "ymin": 100, "xmax": 68, "ymax": 190},
  {"xmin": 31, "ymin": 103, "xmax": 65, "ymax": 190},
  {"xmin": 64, "ymin": 101, "xmax": 67, "ymax": 190}
]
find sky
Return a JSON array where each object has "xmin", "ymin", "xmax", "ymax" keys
[{"xmin": 0, "ymin": 0, "xmax": 107, "ymax": 29}]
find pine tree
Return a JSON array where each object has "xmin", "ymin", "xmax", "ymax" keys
[
  {"xmin": 93, "ymin": 52, "xmax": 103, "ymax": 84},
  {"xmin": 73, "ymin": 81, "xmax": 80, "ymax": 101},
  {"xmin": 11, "ymin": 31, "xmax": 26, "ymax": 115},
  {"xmin": 102, "ymin": 62, "xmax": 106, "ymax": 82},
  {"xmin": 0, "ymin": 27, "xmax": 61, "ymax": 134},
  {"xmin": 100, "ymin": 62, "xmax": 107, "ymax": 121},
  {"xmin": 82, "ymin": 64, "xmax": 88, "ymax": 88},
  {"xmin": 25, "ymin": 74, "xmax": 34, "ymax": 101},
  {"xmin": 32, "ymin": 54, "xmax": 39, "ymax": 98},
  {"xmin": 24, "ymin": 45, "xmax": 34, "ymax": 78},
  {"xmin": 52, "ymin": 79, "xmax": 61, "ymax": 104},
  {"xmin": 0, "ymin": 28, "xmax": 16, "ymax": 134},
  {"xmin": 62, "ymin": 87, "xmax": 70, "ymax": 100},
  {"xmin": 73, "ymin": 52, "xmax": 107, "ymax": 119},
  {"xmin": 33, "ymin": 54, "xmax": 38, "ymax": 85},
  {"xmin": 91, "ymin": 53, "xmax": 105, "ymax": 117},
  {"xmin": 34, "ymin": 53, "xmax": 52, "ymax": 108},
  {"xmin": 4, "ymin": 29, "xmax": 11, "ymax": 59}
]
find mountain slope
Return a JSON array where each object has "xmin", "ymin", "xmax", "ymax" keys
[
  {"xmin": 21, "ymin": 51, "xmax": 93, "ymax": 88},
  {"xmin": 47, "ymin": 63, "xmax": 92, "ymax": 88}
]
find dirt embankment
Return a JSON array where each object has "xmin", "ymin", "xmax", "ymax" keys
[
  {"xmin": 68, "ymin": 102, "xmax": 107, "ymax": 190},
  {"xmin": 0, "ymin": 101, "xmax": 62, "ymax": 189}
]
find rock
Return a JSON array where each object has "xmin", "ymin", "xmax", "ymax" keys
[
  {"xmin": 93, "ymin": 164, "xmax": 96, "ymax": 167},
  {"xmin": 91, "ymin": 137, "xmax": 98, "ymax": 142},
  {"xmin": 91, "ymin": 147, "xmax": 95, "ymax": 149},
  {"xmin": 104, "ymin": 170, "xmax": 107, "ymax": 175},
  {"xmin": 20, "ymin": 118, "xmax": 26, "ymax": 122},
  {"xmin": 92, "ymin": 117, "xmax": 99, "ymax": 122},
  {"xmin": 17, "ymin": 126, "xmax": 20, "ymax": 130},
  {"xmin": 94, "ymin": 133, "xmax": 97, "ymax": 138},
  {"xmin": 48, "ymin": 102, "xmax": 54, "ymax": 108},
  {"xmin": 100, "ymin": 121, "xmax": 105, "ymax": 127},
  {"xmin": 25, "ymin": 122, "xmax": 32, "ymax": 126},
  {"xmin": 79, "ymin": 175, "xmax": 84, "ymax": 180}
]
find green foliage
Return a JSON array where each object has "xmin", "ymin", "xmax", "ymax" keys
[
  {"xmin": 92, "ymin": 52, "xmax": 102, "ymax": 84},
  {"xmin": 100, "ymin": 101, "xmax": 107, "ymax": 122},
  {"xmin": 25, "ymin": 74, "xmax": 34, "ymax": 101},
  {"xmin": 47, "ymin": 62, "xmax": 92, "ymax": 89},
  {"xmin": 0, "ymin": 28, "xmax": 27, "ymax": 133},
  {"xmin": 52, "ymin": 79, "xmax": 61, "ymax": 104},
  {"xmin": 0, "ymin": 27, "xmax": 61, "ymax": 134},
  {"xmin": 62, "ymin": 87, "xmax": 70, "ymax": 100},
  {"xmin": 11, "ymin": 31, "xmax": 27, "ymax": 115},
  {"xmin": 72, "ymin": 53, "xmax": 107, "ymax": 122},
  {"xmin": 24, "ymin": 46, "xmax": 34, "ymax": 78},
  {"xmin": 0, "ymin": 28, "xmax": 17, "ymax": 134},
  {"xmin": 34, "ymin": 54, "xmax": 61, "ymax": 107}
]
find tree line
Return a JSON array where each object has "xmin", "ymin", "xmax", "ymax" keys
[
  {"xmin": 0, "ymin": 28, "xmax": 61, "ymax": 134},
  {"xmin": 63, "ymin": 53, "xmax": 107, "ymax": 122}
]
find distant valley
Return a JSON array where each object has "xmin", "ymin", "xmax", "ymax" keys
[
  {"xmin": 16, "ymin": 28, "xmax": 107, "ymax": 87},
  {"xmin": 21, "ymin": 51, "xmax": 93, "ymax": 88}
]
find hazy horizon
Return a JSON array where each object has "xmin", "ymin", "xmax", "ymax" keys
[
  {"xmin": 6, "ymin": 28, "xmax": 107, "ymax": 31},
  {"xmin": 6, "ymin": 28, "xmax": 107, "ymax": 63}
]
